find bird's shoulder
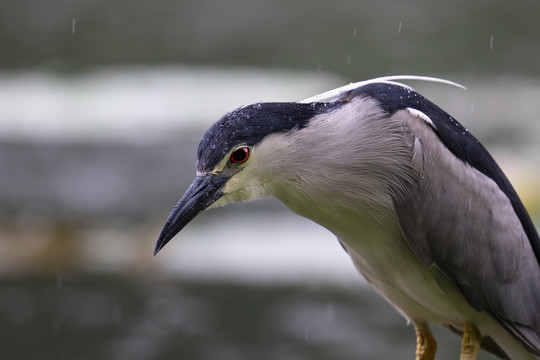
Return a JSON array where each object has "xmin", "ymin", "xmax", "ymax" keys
[{"xmin": 353, "ymin": 83, "xmax": 540, "ymax": 264}]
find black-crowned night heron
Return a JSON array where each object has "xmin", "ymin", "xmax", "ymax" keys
[{"xmin": 154, "ymin": 76, "xmax": 540, "ymax": 360}]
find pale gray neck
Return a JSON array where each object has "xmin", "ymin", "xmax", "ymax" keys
[{"xmin": 256, "ymin": 97, "xmax": 416, "ymax": 224}]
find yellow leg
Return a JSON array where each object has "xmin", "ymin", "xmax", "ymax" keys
[
  {"xmin": 414, "ymin": 322, "xmax": 437, "ymax": 360},
  {"xmin": 460, "ymin": 322, "xmax": 482, "ymax": 360}
]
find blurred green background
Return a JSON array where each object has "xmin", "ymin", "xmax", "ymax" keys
[{"xmin": 0, "ymin": 1, "xmax": 539, "ymax": 359}]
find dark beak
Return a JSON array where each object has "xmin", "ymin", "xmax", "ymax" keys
[{"xmin": 154, "ymin": 174, "xmax": 228, "ymax": 255}]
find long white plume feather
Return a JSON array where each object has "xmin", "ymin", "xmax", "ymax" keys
[{"xmin": 299, "ymin": 75, "xmax": 466, "ymax": 104}]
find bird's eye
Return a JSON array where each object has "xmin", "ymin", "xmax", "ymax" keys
[{"xmin": 230, "ymin": 146, "xmax": 250, "ymax": 164}]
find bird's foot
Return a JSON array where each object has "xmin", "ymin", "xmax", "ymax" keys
[
  {"xmin": 459, "ymin": 322, "xmax": 481, "ymax": 360},
  {"xmin": 414, "ymin": 322, "xmax": 437, "ymax": 360}
]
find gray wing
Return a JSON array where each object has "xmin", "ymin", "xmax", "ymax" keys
[{"xmin": 393, "ymin": 109, "xmax": 540, "ymax": 355}]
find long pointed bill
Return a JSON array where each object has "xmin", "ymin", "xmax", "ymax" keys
[{"xmin": 154, "ymin": 174, "xmax": 228, "ymax": 255}]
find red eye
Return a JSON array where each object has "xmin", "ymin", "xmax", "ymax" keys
[{"xmin": 230, "ymin": 146, "xmax": 250, "ymax": 164}]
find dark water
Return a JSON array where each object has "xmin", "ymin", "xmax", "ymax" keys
[{"xmin": 0, "ymin": 273, "xmax": 496, "ymax": 360}]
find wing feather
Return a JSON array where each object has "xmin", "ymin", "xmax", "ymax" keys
[{"xmin": 392, "ymin": 108, "xmax": 540, "ymax": 355}]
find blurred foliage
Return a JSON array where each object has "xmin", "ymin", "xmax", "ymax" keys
[{"xmin": 1, "ymin": 0, "xmax": 540, "ymax": 78}]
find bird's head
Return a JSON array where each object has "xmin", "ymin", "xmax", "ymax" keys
[{"xmin": 154, "ymin": 101, "xmax": 339, "ymax": 254}]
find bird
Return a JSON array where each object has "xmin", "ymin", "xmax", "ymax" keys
[{"xmin": 154, "ymin": 75, "xmax": 540, "ymax": 360}]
